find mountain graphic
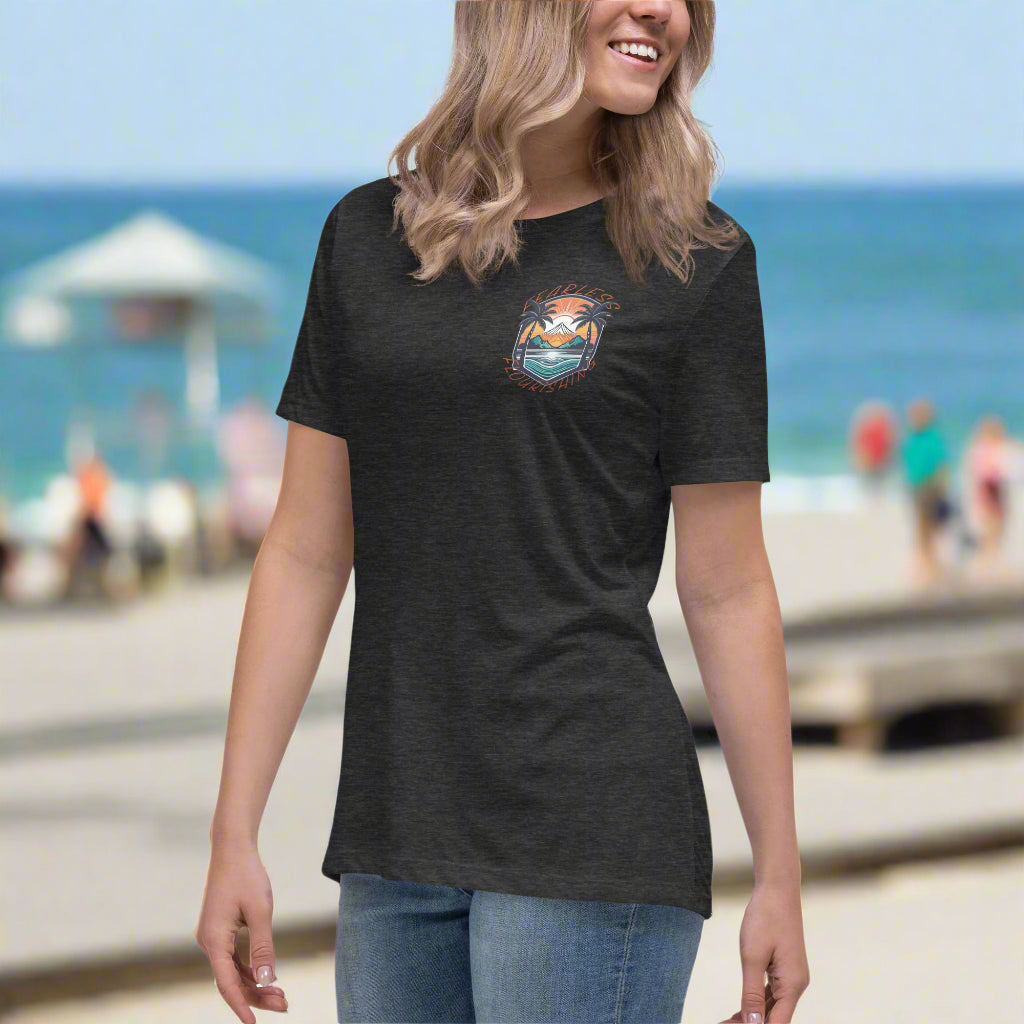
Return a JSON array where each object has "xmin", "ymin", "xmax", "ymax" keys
[{"xmin": 530, "ymin": 321, "xmax": 587, "ymax": 348}]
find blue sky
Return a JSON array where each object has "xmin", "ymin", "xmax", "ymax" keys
[{"xmin": 1, "ymin": 0, "xmax": 1021, "ymax": 184}]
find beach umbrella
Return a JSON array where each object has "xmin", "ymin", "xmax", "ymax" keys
[{"xmin": 0, "ymin": 208, "xmax": 281, "ymax": 426}]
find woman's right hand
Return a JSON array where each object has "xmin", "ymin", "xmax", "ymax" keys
[{"xmin": 194, "ymin": 840, "xmax": 289, "ymax": 1022}]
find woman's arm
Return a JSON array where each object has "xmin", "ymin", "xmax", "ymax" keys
[
  {"xmin": 670, "ymin": 479, "xmax": 809, "ymax": 1023},
  {"xmin": 197, "ymin": 421, "xmax": 352, "ymax": 1023},
  {"xmin": 670, "ymin": 479, "xmax": 797, "ymax": 881},
  {"xmin": 210, "ymin": 420, "xmax": 354, "ymax": 846}
]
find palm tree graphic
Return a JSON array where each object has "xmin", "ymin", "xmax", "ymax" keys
[
  {"xmin": 516, "ymin": 299, "xmax": 557, "ymax": 363},
  {"xmin": 574, "ymin": 300, "xmax": 614, "ymax": 367}
]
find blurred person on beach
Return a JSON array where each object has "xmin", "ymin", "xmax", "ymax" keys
[
  {"xmin": 900, "ymin": 398, "xmax": 954, "ymax": 586},
  {"xmin": 196, "ymin": 4, "xmax": 808, "ymax": 1024},
  {"xmin": 962, "ymin": 414, "xmax": 1024, "ymax": 578},
  {"xmin": 63, "ymin": 447, "xmax": 116, "ymax": 598},
  {"xmin": 0, "ymin": 492, "xmax": 14, "ymax": 601},
  {"xmin": 216, "ymin": 396, "xmax": 287, "ymax": 554},
  {"xmin": 848, "ymin": 399, "xmax": 897, "ymax": 497}
]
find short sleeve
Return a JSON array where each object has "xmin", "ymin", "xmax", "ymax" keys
[
  {"xmin": 657, "ymin": 234, "xmax": 770, "ymax": 486},
  {"xmin": 275, "ymin": 202, "xmax": 350, "ymax": 439}
]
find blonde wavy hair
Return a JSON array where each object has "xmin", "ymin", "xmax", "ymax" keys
[{"xmin": 387, "ymin": 0, "xmax": 742, "ymax": 290}]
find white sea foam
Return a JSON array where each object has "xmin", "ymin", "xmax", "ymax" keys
[{"xmin": 761, "ymin": 472, "xmax": 897, "ymax": 514}]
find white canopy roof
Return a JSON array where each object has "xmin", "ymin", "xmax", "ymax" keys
[
  {"xmin": 0, "ymin": 208, "xmax": 285, "ymax": 422},
  {"xmin": 2, "ymin": 207, "xmax": 279, "ymax": 302}
]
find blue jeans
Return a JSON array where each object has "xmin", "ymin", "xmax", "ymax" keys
[{"xmin": 335, "ymin": 872, "xmax": 704, "ymax": 1024}]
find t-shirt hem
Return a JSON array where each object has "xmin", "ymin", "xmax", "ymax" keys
[
  {"xmin": 275, "ymin": 400, "xmax": 348, "ymax": 440},
  {"xmin": 661, "ymin": 455, "xmax": 770, "ymax": 486},
  {"xmin": 321, "ymin": 847, "xmax": 712, "ymax": 920}
]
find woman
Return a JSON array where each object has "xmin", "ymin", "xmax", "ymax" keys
[
  {"xmin": 195, "ymin": 3, "xmax": 809, "ymax": 1023},
  {"xmin": 963, "ymin": 414, "xmax": 1023, "ymax": 574}
]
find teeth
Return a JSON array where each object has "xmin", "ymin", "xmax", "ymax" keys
[{"xmin": 610, "ymin": 41, "xmax": 658, "ymax": 61}]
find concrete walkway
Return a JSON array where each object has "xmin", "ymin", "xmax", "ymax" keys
[{"xmin": 7, "ymin": 848, "xmax": 1023, "ymax": 1024}]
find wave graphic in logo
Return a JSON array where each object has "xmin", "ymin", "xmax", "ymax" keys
[{"xmin": 511, "ymin": 293, "xmax": 614, "ymax": 385}]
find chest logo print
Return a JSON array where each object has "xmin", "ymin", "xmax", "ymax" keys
[{"xmin": 504, "ymin": 289, "xmax": 617, "ymax": 390}]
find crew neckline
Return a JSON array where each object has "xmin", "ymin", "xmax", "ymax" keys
[{"xmin": 515, "ymin": 195, "xmax": 607, "ymax": 224}]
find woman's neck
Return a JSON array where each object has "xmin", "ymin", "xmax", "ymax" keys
[{"xmin": 518, "ymin": 107, "xmax": 606, "ymax": 218}]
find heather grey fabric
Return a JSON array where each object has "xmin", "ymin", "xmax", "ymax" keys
[{"xmin": 275, "ymin": 176, "xmax": 770, "ymax": 918}]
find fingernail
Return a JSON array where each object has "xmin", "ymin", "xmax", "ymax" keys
[
  {"xmin": 256, "ymin": 965, "xmax": 275, "ymax": 986},
  {"xmin": 745, "ymin": 1015, "xmax": 763, "ymax": 1024}
]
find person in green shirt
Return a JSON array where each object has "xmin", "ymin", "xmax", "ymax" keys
[{"xmin": 901, "ymin": 398, "xmax": 952, "ymax": 584}]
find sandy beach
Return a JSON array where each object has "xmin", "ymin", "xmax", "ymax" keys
[{"xmin": 6, "ymin": 482, "xmax": 1023, "ymax": 730}]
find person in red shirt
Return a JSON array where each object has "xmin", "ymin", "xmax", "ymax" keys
[{"xmin": 849, "ymin": 399, "xmax": 897, "ymax": 494}]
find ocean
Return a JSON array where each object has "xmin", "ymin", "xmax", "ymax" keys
[{"xmin": 1, "ymin": 181, "xmax": 1021, "ymax": 510}]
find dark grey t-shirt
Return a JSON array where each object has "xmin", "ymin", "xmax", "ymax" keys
[{"xmin": 275, "ymin": 175, "xmax": 769, "ymax": 919}]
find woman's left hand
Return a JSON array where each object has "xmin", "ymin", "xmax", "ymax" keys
[{"xmin": 717, "ymin": 877, "xmax": 810, "ymax": 1023}]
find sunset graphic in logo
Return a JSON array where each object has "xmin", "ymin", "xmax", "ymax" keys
[{"xmin": 510, "ymin": 292, "xmax": 615, "ymax": 386}]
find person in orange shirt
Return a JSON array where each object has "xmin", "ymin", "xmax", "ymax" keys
[
  {"xmin": 66, "ymin": 452, "xmax": 115, "ymax": 592},
  {"xmin": 78, "ymin": 455, "xmax": 110, "ymax": 515}
]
